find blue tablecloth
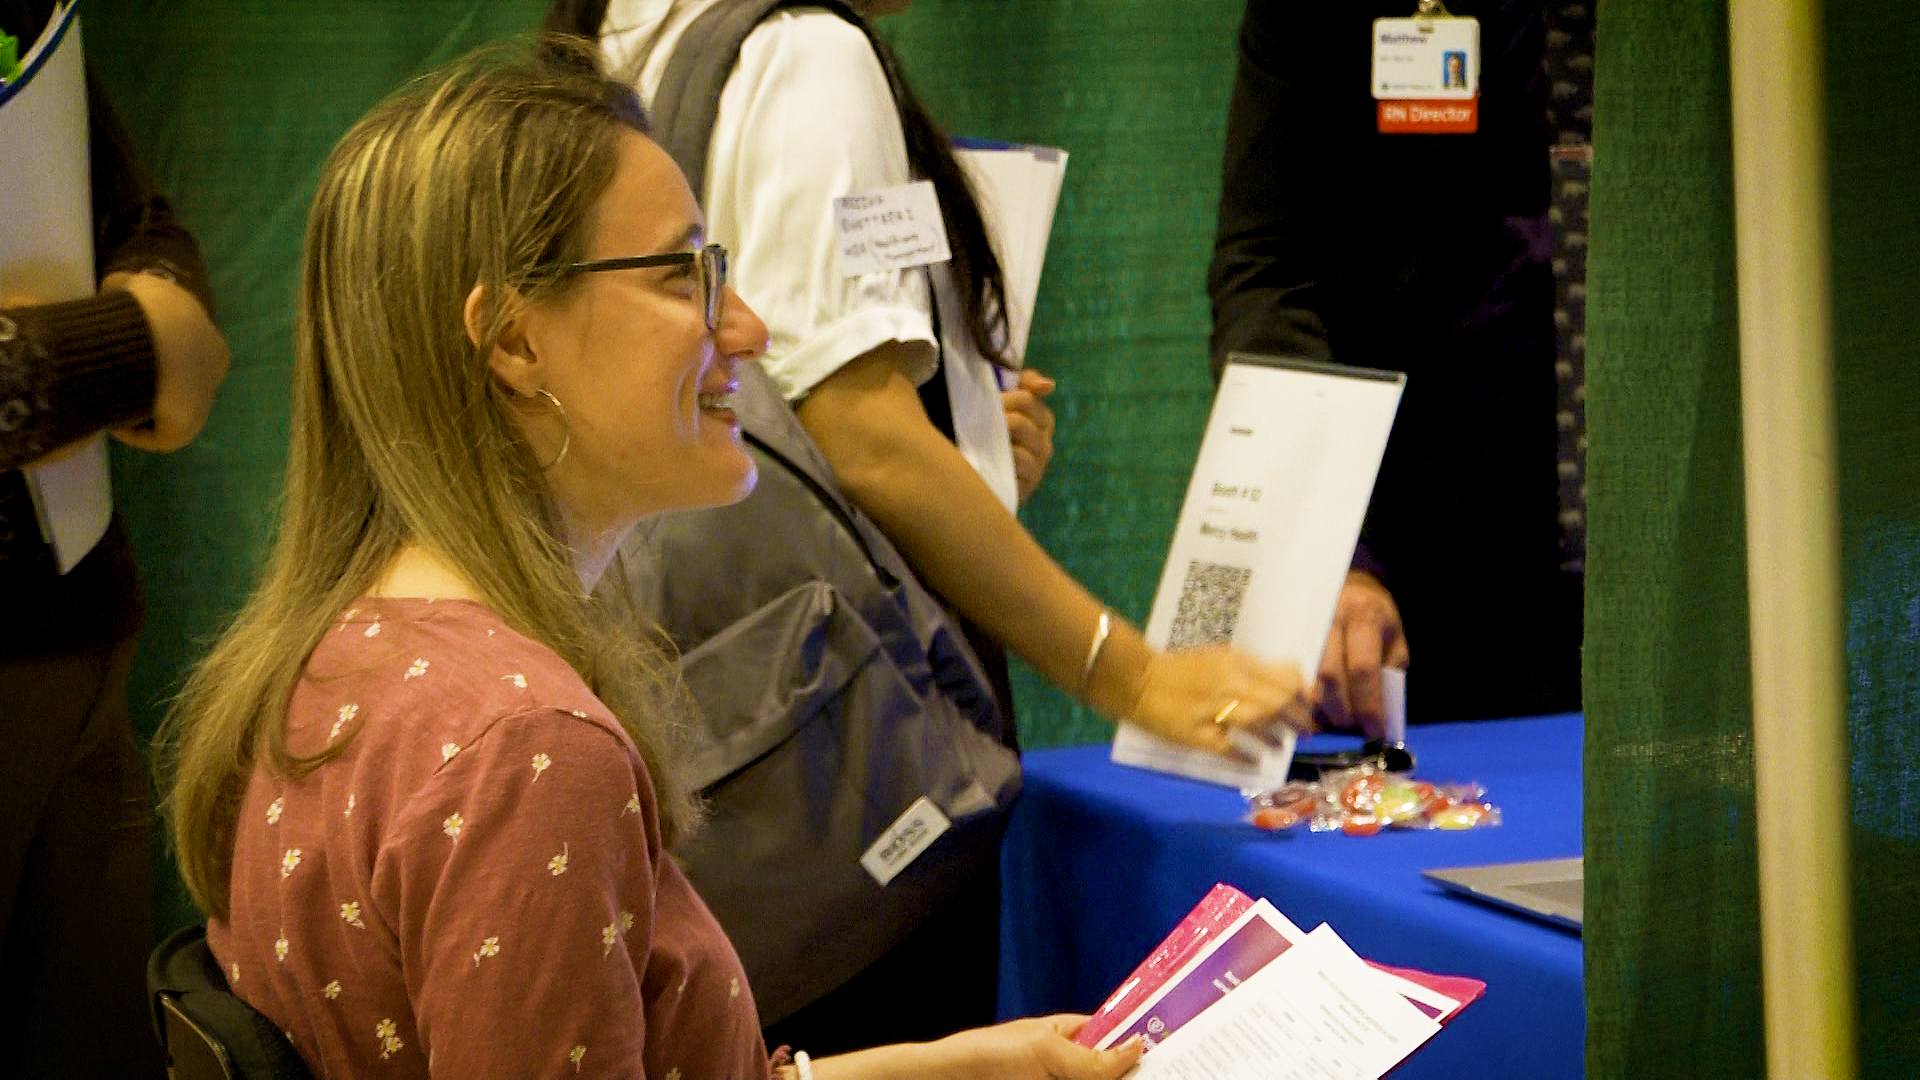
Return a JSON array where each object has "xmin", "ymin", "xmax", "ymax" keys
[{"xmin": 999, "ymin": 714, "xmax": 1584, "ymax": 1078}]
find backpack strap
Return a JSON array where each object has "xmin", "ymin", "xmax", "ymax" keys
[
  {"xmin": 651, "ymin": 0, "xmax": 871, "ymax": 198},
  {"xmin": 648, "ymin": 0, "xmax": 934, "ymax": 541}
]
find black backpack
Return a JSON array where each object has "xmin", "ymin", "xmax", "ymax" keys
[{"xmin": 594, "ymin": 0, "xmax": 1021, "ymax": 1026}]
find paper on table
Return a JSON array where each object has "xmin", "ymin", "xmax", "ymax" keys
[
  {"xmin": 953, "ymin": 139, "xmax": 1067, "ymax": 366},
  {"xmin": 1113, "ymin": 356, "xmax": 1405, "ymax": 788},
  {"xmin": 1, "ymin": 2, "xmax": 110, "ymax": 574},
  {"xmin": 1131, "ymin": 924, "xmax": 1443, "ymax": 1080}
]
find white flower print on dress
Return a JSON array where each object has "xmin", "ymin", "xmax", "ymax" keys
[
  {"xmin": 620, "ymin": 910, "xmax": 634, "ymax": 933},
  {"xmin": 364, "ymin": 619, "xmax": 382, "ymax": 638},
  {"xmin": 601, "ymin": 921, "xmax": 618, "ymax": 957},
  {"xmin": 274, "ymin": 934, "xmax": 289, "ymax": 962},
  {"xmin": 473, "ymin": 936, "xmax": 500, "ymax": 967},
  {"xmin": 323, "ymin": 980, "xmax": 341, "ymax": 1000},
  {"xmin": 729, "ymin": 977, "xmax": 740, "ymax": 1000},
  {"xmin": 570, "ymin": 1045, "xmax": 587, "ymax": 1072},
  {"xmin": 339, "ymin": 608, "xmax": 359, "ymax": 629},
  {"xmin": 340, "ymin": 901, "xmax": 366, "ymax": 929},
  {"xmin": 441, "ymin": 742, "xmax": 460, "ymax": 763},
  {"xmin": 344, "ymin": 794, "xmax": 355, "ymax": 817},
  {"xmin": 376, "ymin": 1018, "xmax": 404, "ymax": 1060},
  {"xmin": 503, "ymin": 673, "xmax": 527, "ymax": 689},
  {"xmin": 331, "ymin": 703, "xmax": 358, "ymax": 743},
  {"xmin": 266, "ymin": 797, "xmax": 283, "ymax": 825},
  {"xmin": 443, "ymin": 813, "xmax": 463, "ymax": 842},
  {"xmin": 531, "ymin": 753, "xmax": 552, "ymax": 782},
  {"xmin": 230, "ymin": 962, "xmax": 240, "ymax": 984},
  {"xmin": 623, "ymin": 793, "xmax": 641, "ymax": 816},
  {"xmin": 548, "ymin": 843, "xmax": 569, "ymax": 876},
  {"xmin": 404, "ymin": 658, "xmax": 429, "ymax": 680},
  {"xmin": 280, "ymin": 849, "xmax": 301, "ymax": 878},
  {"xmin": 665, "ymin": 1069, "xmax": 681, "ymax": 1080},
  {"xmin": 569, "ymin": 709, "xmax": 588, "ymax": 719}
]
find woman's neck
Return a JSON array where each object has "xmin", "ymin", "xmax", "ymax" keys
[{"xmin": 366, "ymin": 544, "xmax": 486, "ymax": 602}]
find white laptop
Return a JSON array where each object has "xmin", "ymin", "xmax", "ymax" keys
[{"xmin": 1423, "ymin": 857, "xmax": 1583, "ymax": 932}]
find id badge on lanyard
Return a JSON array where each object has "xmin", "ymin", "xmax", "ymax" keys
[{"xmin": 1372, "ymin": 0, "xmax": 1481, "ymax": 134}]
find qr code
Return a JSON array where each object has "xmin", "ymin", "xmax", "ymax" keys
[{"xmin": 1167, "ymin": 560, "xmax": 1253, "ymax": 649}]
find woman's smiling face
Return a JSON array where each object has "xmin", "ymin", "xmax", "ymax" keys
[{"xmin": 510, "ymin": 131, "xmax": 769, "ymax": 550}]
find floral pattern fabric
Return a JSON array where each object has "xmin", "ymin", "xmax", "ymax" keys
[{"xmin": 208, "ymin": 597, "xmax": 770, "ymax": 1078}]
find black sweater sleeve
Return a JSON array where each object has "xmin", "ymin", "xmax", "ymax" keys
[
  {"xmin": 1205, "ymin": 1, "xmax": 1344, "ymax": 382},
  {"xmin": 1, "ymin": 3, "xmax": 214, "ymax": 471}
]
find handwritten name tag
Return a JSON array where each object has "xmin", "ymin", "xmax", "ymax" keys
[{"xmin": 834, "ymin": 180, "xmax": 951, "ymax": 277}]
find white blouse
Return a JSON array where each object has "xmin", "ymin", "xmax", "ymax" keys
[{"xmin": 603, "ymin": 0, "xmax": 1021, "ymax": 510}]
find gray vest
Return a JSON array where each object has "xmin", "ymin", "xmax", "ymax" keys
[{"xmin": 596, "ymin": 0, "xmax": 1022, "ymax": 1026}]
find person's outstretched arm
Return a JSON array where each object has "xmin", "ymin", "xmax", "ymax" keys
[{"xmin": 799, "ymin": 344, "xmax": 1307, "ymax": 754}]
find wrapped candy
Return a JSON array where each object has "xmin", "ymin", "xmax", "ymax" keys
[{"xmin": 1243, "ymin": 764, "xmax": 1501, "ymax": 834}]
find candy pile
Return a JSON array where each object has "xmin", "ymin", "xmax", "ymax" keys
[{"xmin": 1245, "ymin": 764, "xmax": 1500, "ymax": 836}]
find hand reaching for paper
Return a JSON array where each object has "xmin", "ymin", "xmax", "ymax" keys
[
  {"xmin": 1315, "ymin": 570, "xmax": 1410, "ymax": 740},
  {"xmin": 1002, "ymin": 367, "xmax": 1056, "ymax": 505},
  {"xmin": 1127, "ymin": 644, "xmax": 1313, "ymax": 756}
]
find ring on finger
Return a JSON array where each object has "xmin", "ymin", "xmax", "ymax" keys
[{"xmin": 1212, "ymin": 699, "xmax": 1241, "ymax": 727}]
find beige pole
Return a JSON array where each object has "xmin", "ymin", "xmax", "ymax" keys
[{"xmin": 1728, "ymin": 0, "xmax": 1856, "ymax": 1076}]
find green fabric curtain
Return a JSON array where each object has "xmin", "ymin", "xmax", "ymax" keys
[
  {"xmin": 1586, "ymin": 0, "xmax": 1920, "ymax": 1073},
  {"xmin": 1825, "ymin": 0, "xmax": 1920, "ymax": 1073},
  {"xmin": 88, "ymin": 0, "xmax": 557, "ymax": 939}
]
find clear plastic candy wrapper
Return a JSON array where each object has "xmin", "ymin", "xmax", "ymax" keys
[{"xmin": 1244, "ymin": 764, "xmax": 1501, "ymax": 835}]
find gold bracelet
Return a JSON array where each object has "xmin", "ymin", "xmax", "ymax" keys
[{"xmin": 1079, "ymin": 610, "xmax": 1112, "ymax": 692}]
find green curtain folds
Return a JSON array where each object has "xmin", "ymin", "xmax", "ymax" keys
[{"xmin": 1587, "ymin": 0, "xmax": 1920, "ymax": 1073}]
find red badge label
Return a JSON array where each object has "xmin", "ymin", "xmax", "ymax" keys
[{"xmin": 1377, "ymin": 97, "xmax": 1479, "ymax": 134}]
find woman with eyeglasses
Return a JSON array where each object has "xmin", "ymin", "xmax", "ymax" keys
[
  {"xmin": 158, "ymin": 41, "xmax": 1147, "ymax": 1079},
  {"xmin": 550, "ymin": 0, "xmax": 1319, "ymax": 1057}
]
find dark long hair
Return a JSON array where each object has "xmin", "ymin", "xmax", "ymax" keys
[{"xmin": 544, "ymin": 0, "xmax": 1011, "ymax": 365}]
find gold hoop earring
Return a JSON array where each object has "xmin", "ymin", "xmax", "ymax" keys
[{"xmin": 534, "ymin": 389, "xmax": 570, "ymax": 470}]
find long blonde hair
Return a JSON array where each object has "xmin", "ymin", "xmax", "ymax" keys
[{"xmin": 159, "ymin": 39, "xmax": 694, "ymax": 920}]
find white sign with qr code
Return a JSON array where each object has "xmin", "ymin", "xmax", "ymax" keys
[
  {"xmin": 1112, "ymin": 356, "xmax": 1405, "ymax": 788},
  {"xmin": 859, "ymin": 796, "xmax": 952, "ymax": 887}
]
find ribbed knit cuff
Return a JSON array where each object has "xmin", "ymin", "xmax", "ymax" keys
[{"xmin": 0, "ymin": 291, "xmax": 156, "ymax": 470}]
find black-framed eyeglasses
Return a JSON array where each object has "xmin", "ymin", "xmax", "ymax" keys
[{"xmin": 565, "ymin": 243, "xmax": 729, "ymax": 330}]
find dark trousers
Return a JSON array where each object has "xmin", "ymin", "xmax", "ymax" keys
[
  {"xmin": 0, "ymin": 634, "xmax": 164, "ymax": 1078},
  {"xmin": 761, "ymin": 862, "xmax": 1002, "ymax": 1057}
]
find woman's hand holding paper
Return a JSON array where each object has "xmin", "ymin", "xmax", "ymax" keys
[
  {"xmin": 1002, "ymin": 367, "xmax": 1056, "ymax": 505},
  {"xmin": 1124, "ymin": 642, "xmax": 1313, "ymax": 756}
]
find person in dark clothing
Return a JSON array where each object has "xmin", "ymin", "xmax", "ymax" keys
[
  {"xmin": 1208, "ymin": 0, "xmax": 1582, "ymax": 726},
  {"xmin": 1, "ymin": 1, "xmax": 229, "ymax": 1073}
]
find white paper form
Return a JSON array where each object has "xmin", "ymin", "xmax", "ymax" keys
[
  {"xmin": 1112, "ymin": 356, "xmax": 1404, "ymax": 787},
  {"xmin": 938, "ymin": 140, "xmax": 1068, "ymax": 511},
  {"xmin": 1129, "ymin": 925, "xmax": 1442, "ymax": 1080},
  {"xmin": 1, "ymin": 3, "xmax": 111, "ymax": 574},
  {"xmin": 954, "ymin": 140, "xmax": 1068, "ymax": 365}
]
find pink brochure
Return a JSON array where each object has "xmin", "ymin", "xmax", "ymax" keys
[
  {"xmin": 1075, "ymin": 884, "xmax": 1255, "ymax": 1048},
  {"xmin": 1075, "ymin": 883, "xmax": 1486, "ymax": 1049}
]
